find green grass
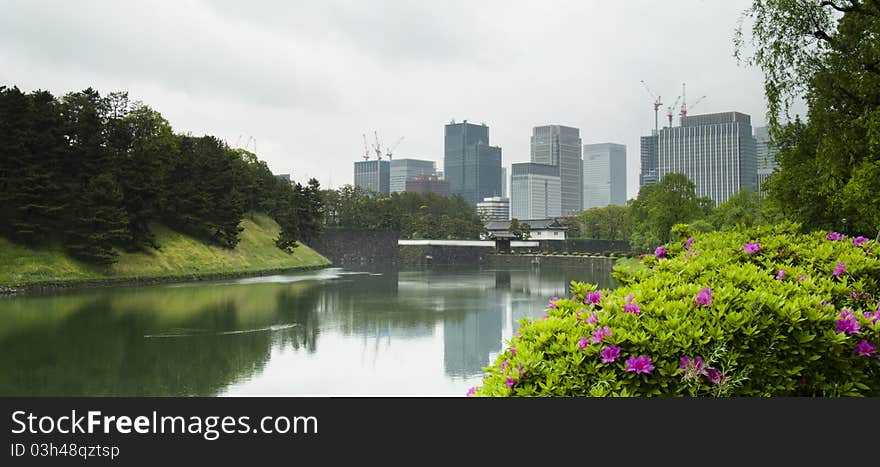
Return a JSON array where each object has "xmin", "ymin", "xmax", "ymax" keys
[{"xmin": 0, "ymin": 213, "xmax": 331, "ymax": 287}]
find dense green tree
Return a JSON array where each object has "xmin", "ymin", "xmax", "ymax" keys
[
  {"xmin": 709, "ymin": 188, "xmax": 784, "ymax": 231},
  {"xmin": 629, "ymin": 173, "xmax": 713, "ymax": 251},
  {"xmin": 737, "ymin": 0, "xmax": 880, "ymax": 234},
  {"xmin": 509, "ymin": 218, "xmax": 531, "ymax": 240},
  {"xmin": 579, "ymin": 205, "xmax": 631, "ymax": 241}
]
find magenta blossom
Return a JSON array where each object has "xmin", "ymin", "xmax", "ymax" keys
[
  {"xmin": 836, "ymin": 310, "xmax": 861, "ymax": 335},
  {"xmin": 679, "ymin": 355, "xmax": 709, "ymax": 380},
  {"xmin": 590, "ymin": 326, "xmax": 612, "ymax": 344},
  {"xmin": 776, "ymin": 269, "xmax": 785, "ymax": 280},
  {"xmin": 684, "ymin": 249, "xmax": 698, "ymax": 260},
  {"xmin": 508, "ymin": 346, "xmax": 517, "ymax": 356},
  {"xmin": 542, "ymin": 313, "xmax": 549, "ymax": 319},
  {"xmin": 548, "ymin": 296, "xmax": 560, "ymax": 308},
  {"xmin": 826, "ymin": 232, "xmax": 842, "ymax": 241},
  {"xmin": 864, "ymin": 308, "xmax": 880, "ymax": 324},
  {"xmin": 854, "ymin": 340, "xmax": 877, "ymax": 356},
  {"xmin": 505, "ymin": 377, "xmax": 517, "ymax": 388},
  {"xmin": 706, "ymin": 368, "xmax": 724, "ymax": 384},
  {"xmin": 517, "ymin": 363, "xmax": 524, "ymax": 373},
  {"xmin": 655, "ymin": 246, "xmax": 666, "ymax": 259},
  {"xmin": 600, "ymin": 345, "xmax": 621, "ymax": 363},
  {"xmin": 586, "ymin": 312, "xmax": 598, "ymax": 325},
  {"xmin": 587, "ymin": 291, "xmax": 602, "ymax": 305},
  {"xmin": 500, "ymin": 360, "xmax": 510, "ymax": 371},
  {"xmin": 578, "ymin": 337, "xmax": 589, "ymax": 350},
  {"xmin": 624, "ymin": 355, "xmax": 654, "ymax": 375},
  {"xmin": 833, "ymin": 262, "xmax": 846, "ymax": 277},
  {"xmin": 798, "ymin": 275, "xmax": 807, "ymax": 282},
  {"xmin": 694, "ymin": 287, "xmax": 713, "ymax": 307},
  {"xmin": 623, "ymin": 296, "xmax": 641, "ymax": 315},
  {"xmin": 742, "ymin": 242, "xmax": 761, "ymax": 254},
  {"xmin": 684, "ymin": 237, "xmax": 695, "ymax": 250},
  {"xmin": 466, "ymin": 387, "xmax": 477, "ymax": 397},
  {"xmin": 853, "ymin": 236, "xmax": 869, "ymax": 246}
]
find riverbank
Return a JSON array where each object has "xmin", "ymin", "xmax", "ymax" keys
[{"xmin": 0, "ymin": 213, "xmax": 331, "ymax": 295}]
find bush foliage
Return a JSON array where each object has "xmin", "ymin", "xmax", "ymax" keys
[{"xmin": 471, "ymin": 223, "xmax": 880, "ymax": 397}]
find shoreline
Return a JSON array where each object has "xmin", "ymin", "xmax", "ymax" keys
[{"xmin": 0, "ymin": 264, "xmax": 332, "ymax": 297}]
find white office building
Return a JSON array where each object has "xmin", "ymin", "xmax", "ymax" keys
[{"xmin": 510, "ymin": 163, "xmax": 561, "ymax": 220}]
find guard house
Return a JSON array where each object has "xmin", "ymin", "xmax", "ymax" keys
[{"xmin": 484, "ymin": 218, "xmax": 568, "ymax": 243}]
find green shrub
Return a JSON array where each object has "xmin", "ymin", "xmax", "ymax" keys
[{"xmin": 470, "ymin": 224, "xmax": 880, "ymax": 397}]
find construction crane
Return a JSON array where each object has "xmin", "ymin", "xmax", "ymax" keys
[
  {"xmin": 678, "ymin": 83, "xmax": 706, "ymax": 125},
  {"xmin": 640, "ymin": 80, "xmax": 663, "ymax": 135},
  {"xmin": 385, "ymin": 136, "xmax": 404, "ymax": 160},
  {"xmin": 362, "ymin": 133, "xmax": 370, "ymax": 160},
  {"xmin": 666, "ymin": 95, "xmax": 681, "ymax": 128},
  {"xmin": 373, "ymin": 130, "xmax": 383, "ymax": 160}
]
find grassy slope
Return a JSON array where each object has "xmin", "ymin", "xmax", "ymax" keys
[{"xmin": 0, "ymin": 213, "xmax": 330, "ymax": 287}]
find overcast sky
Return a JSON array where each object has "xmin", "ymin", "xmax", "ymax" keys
[{"xmin": 1, "ymin": 0, "xmax": 777, "ymax": 199}]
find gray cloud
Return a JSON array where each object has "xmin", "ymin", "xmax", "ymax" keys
[{"xmin": 1, "ymin": 0, "xmax": 776, "ymax": 198}]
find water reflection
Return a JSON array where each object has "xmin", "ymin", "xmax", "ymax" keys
[{"xmin": 0, "ymin": 262, "xmax": 615, "ymax": 396}]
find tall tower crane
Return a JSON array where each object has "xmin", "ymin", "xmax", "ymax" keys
[
  {"xmin": 385, "ymin": 136, "xmax": 404, "ymax": 160},
  {"xmin": 362, "ymin": 133, "xmax": 370, "ymax": 160},
  {"xmin": 373, "ymin": 130, "xmax": 383, "ymax": 160},
  {"xmin": 666, "ymin": 95, "xmax": 681, "ymax": 128},
  {"xmin": 679, "ymin": 83, "xmax": 706, "ymax": 125},
  {"xmin": 640, "ymin": 80, "xmax": 663, "ymax": 135}
]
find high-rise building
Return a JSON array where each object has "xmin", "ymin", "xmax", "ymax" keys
[
  {"xmin": 510, "ymin": 162, "xmax": 561, "ymax": 220},
  {"xmin": 404, "ymin": 174, "xmax": 450, "ymax": 196},
  {"xmin": 390, "ymin": 158, "xmax": 436, "ymax": 193},
  {"xmin": 658, "ymin": 112, "xmax": 757, "ymax": 206},
  {"xmin": 754, "ymin": 126, "xmax": 779, "ymax": 194},
  {"xmin": 354, "ymin": 159, "xmax": 391, "ymax": 195},
  {"xmin": 500, "ymin": 166, "xmax": 508, "ymax": 198},
  {"xmin": 639, "ymin": 134, "xmax": 659, "ymax": 187},
  {"xmin": 582, "ymin": 143, "xmax": 627, "ymax": 209},
  {"xmin": 476, "ymin": 196, "xmax": 510, "ymax": 222},
  {"xmin": 531, "ymin": 125, "xmax": 582, "ymax": 214},
  {"xmin": 444, "ymin": 120, "xmax": 503, "ymax": 205}
]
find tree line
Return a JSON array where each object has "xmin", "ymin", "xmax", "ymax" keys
[
  {"xmin": 321, "ymin": 185, "xmax": 484, "ymax": 240},
  {"xmin": 0, "ymin": 85, "xmax": 321, "ymax": 264}
]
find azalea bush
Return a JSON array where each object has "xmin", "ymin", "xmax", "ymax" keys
[{"xmin": 470, "ymin": 223, "xmax": 880, "ymax": 397}]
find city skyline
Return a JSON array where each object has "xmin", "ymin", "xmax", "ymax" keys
[{"xmin": 1, "ymin": 0, "xmax": 794, "ymax": 200}]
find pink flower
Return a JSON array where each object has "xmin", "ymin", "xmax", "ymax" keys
[
  {"xmin": 706, "ymin": 368, "xmax": 724, "ymax": 384},
  {"xmin": 505, "ymin": 377, "xmax": 517, "ymax": 388},
  {"xmin": 776, "ymin": 269, "xmax": 785, "ymax": 280},
  {"xmin": 655, "ymin": 246, "xmax": 666, "ymax": 259},
  {"xmin": 684, "ymin": 249, "xmax": 698, "ymax": 260},
  {"xmin": 853, "ymin": 340, "xmax": 877, "ymax": 356},
  {"xmin": 587, "ymin": 291, "xmax": 602, "ymax": 305},
  {"xmin": 508, "ymin": 347, "xmax": 517, "ymax": 356},
  {"xmin": 833, "ymin": 262, "xmax": 846, "ymax": 277},
  {"xmin": 864, "ymin": 308, "xmax": 880, "ymax": 324},
  {"xmin": 624, "ymin": 355, "xmax": 654, "ymax": 375},
  {"xmin": 798, "ymin": 275, "xmax": 807, "ymax": 282},
  {"xmin": 694, "ymin": 287, "xmax": 713, "ymax": 307},
  {"xmin": 679, "ymin": 355, "xmax": 709, "ymax": 380},
  {"xmin": 548, "ymin": 296, "xmax": 560, "ymax": 308},
  {"xmin": 623, "ymin": 296, "xmax": 641, "ymax": 315},
  {"xmin": 590, "ymin": 326, "xmax": 612, "ymax": 344},
  {"xmin": 586, "ymin": 312, "xmax": 598, "ymax": 325},
  {"xmin": 826, "ymin": 232, "xmax": 842, "ymax": 241},
  {"xmin": 500, "ymin": 360, "xmax": 510, "ymax": 371},
  {"xmin": 578, "ymin": 337, "xmax": 589, "ymax": 350},
  {"xmin": 517, "ymin": 363, "xmax": 524, "ymax": 373},
  {"xmin": 600, "ymin": 345, "xmax": 621, "ymax": 363},
  {"xmin": 466, "ymin": 387, "xmax": 477, "ymax": 397},
  {"xmin": 684, "ymin": 237, "xmax": 695, "ymax": 250},
  {"xmin": 742, "ymin": 242, "xmax": 761, "ymax": 254},
  {"xmin": 853, "ymin": 236, "xmax": 869, "ymax": 246},
  {"xmin": 836, "ymin": 310, "xmax": 861, "ymax": 334}
]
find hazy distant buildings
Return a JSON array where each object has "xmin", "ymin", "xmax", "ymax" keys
[
  {"xmin": 354, "ymin": 159, "xmax": 390, "ymax": 195},
  {"xmin": 444, "ymin": 120, "xmax": 503, "ymax": 205},
  {"xmin": 390, "ymin": 158, "xmax": 436, "ymax": 193},
  {"xmin": 582, "ymin": 143, "xmax": 627, "ymax": 209},
  {"xmin": 639, "ymin": 134, "xmax": 659, "ymax": 187},
  {"xmin": 476, "ymin": 196, "xmax": 510, "ymax": 222},
  {"xmin": 404, "ymin": 174, "xmax": 449, "ymax": 196},
  {"xmin": 500, "ymin": 166, "xmax": 508, "ymax": 198},
  {"xmin": 754, "ymin": 126, "xmax": 779, "ymax": 194},
  {"xmin": 659, "ymin": 111, "xmax": 757, "ymax": 206},
  {"xmin": 531, "ymin": 125, "xmax": 582, "ymax": 214},
  {"xmin": 510, "ymin": 162, "xmax": 561, "ymax": 220}
]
